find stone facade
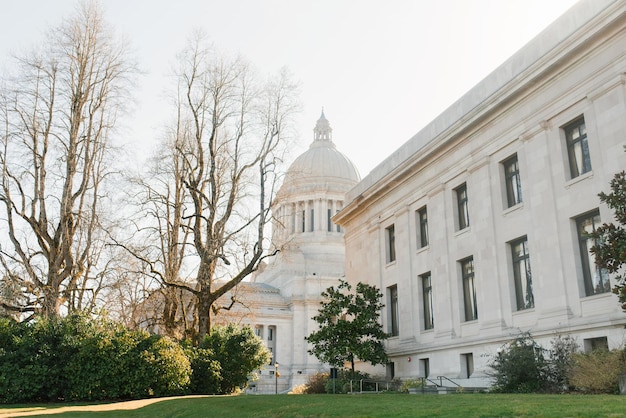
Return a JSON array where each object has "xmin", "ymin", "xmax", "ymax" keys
[{"xmin": 335, "ymin": 0, "xmax": 626, "ymax": 387}]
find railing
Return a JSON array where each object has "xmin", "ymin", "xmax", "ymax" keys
[
  {"xmin": 348, "ymin": 379, "xmax": 393, "ymax": 394},
  {"xmin": 436, "ymin": 376, "xmax": 462, "ymax": 388}
]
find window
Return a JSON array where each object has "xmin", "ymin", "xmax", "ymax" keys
[
  {"xmin": 417, "ymin": 206, "xmax": 429, "ymax": 248},
  {"xmin": 310, "ymin": 208, "xmax": 315, "ymax": 231},
  {"xmin": 421, "ymin": 358, "xmax": 430, "ymax": 378},
  {"xmin": 336, "ymin": 210, "xmax": 342, "ymax": 233},
  {"xmin": 385, "ymin": 224, "xmax": 396, "ymax": 263},
  {"xmin": 461, "ymin": 353, "xmax": 474, "ymax": 378},
  {"xmin": 388, "ymin": 285, "xmax": 399, "ymax": 336},
  {"xmin": 421, "ymin": 272, "xmax": 434, "ymax": 330},
  {"xmin": 503, "ymin": 154, "xmax": 522, "ymax": 207},
  {"xmin": 511, "ymin": 236, "xmax": 534, "ymax": 310},
  {"xmin": 584, "ymin": 337, "xmax": 608, "ymax": 353},
  {"xmin": 268, "ymin": 326, "xmax": 275, "ymax": 341},
  {"xmin": 455, "ymin": 183, "xmax": 470, "ymax": 230},
  {"xmin": 301, "ymin": 209, "xmax": 305, "ymax": 232},
  {"xmin": 386, "ymin": 362, "xmax": 395, "ymax": 380},
  {"xmin": 565, "ymin": 117, "xmax": 591, "ymax": 178},
  {"xmin": 327, "ymin": 208, "xmax": 332, "ymax": 232},
  {"xmin": 576, "ymin": 210, "xmax": 610, "ymax": 296},
  {"xmin": 461, "ymin": 257, "xmax": 478, "ymax": 321},
  {"xmin": 254, "ymin": 325, "xmax": 263, "ymax": 338}
]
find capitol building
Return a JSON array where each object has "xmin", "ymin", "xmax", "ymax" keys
[
  {"xmin": 220, "ymin": 0, "xmax": 626, "ymax": 392},
  {"xmin": 216, "ymin": 112, "xmax": 360, "ymax": 393}
]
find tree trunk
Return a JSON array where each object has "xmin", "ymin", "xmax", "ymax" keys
[
  {"xmin": 197, "ymin": 293, "xmax": 212, "ymax": 342},
  {"xmin": 350, "ymin": 355, "xmax": 355, "ymax": 380},
  {"xmin": 41, "ymin": 285, "xmax": 63, "ymax": 318}
]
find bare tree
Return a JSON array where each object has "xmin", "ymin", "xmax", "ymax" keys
[
  {"xmin": 0, "ymin": 1, "xmax": 134, "ymax": 318},
  {"xmin": 115, "ymin": 131, "xmax": 196, "ymax": 338},
  {"xmin": 143, "ymin": 33, "xmax": 299, "ymax": 341}
]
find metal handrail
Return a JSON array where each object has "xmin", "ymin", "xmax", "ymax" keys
[{"xmin": 437, "ymin": 375, "xmax": 462, "ymax": 387}]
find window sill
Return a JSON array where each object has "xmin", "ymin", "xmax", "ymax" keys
[
  {"xmin": 512, "ymin": 307, "xmax": 535, "ymax": 315},
  {"xmin": 454, "ymin": 227, "xmax": 471, "ymax": 237},
  {"xmin": 565, "ymin": 170, "xmax": 593, "ymax": 188},
  {"xmin": 385, "ymin": 260, "xmax": 397, "ymax": 268},
  {"xmin": 503, "ymin": 202, "xmax": 524, "ymax": 216},
  {"xmin": 416, "ymin": 245, "xmax": 429, "ymax": 255},
  {"xmin": 581, "ymin": 290, "xmax": 612, "ymax": 300}
]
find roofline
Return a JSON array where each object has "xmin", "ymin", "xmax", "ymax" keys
[{"xmin": 337, "ymin": 0, "xmax": 623, "ymax": 224}]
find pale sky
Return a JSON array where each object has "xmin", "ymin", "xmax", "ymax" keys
[{"xmin": 1, "ymin": 0, "xmax": 580, "ymax": 177}]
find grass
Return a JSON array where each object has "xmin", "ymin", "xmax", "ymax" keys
[{"xmin": 1, "ymin": 393, "xmax": 626, "ymax": 417}]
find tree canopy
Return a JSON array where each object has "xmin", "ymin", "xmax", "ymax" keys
[{"xmin": 305, "ymin": 280, "xmax": 388, "ymax": 374}]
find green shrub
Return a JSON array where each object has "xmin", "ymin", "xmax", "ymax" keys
[
  {"xmin": 488, "ymin": 332, "xmax": 549, "ymax": 393},
  {"xmin": 488, "ymin": 333, "xmax": 583, "ymax": 394},
  {"xmin": 546, "ymin": 334, "xmax": 578, "ymax": 392},
  {"xmin": 568, "ymin": 349, "xmax": 626, "ymax": 394},
  {"xmin": 304, "ymin": 372, "xmax": 329, "ymax": 394},
  {"xmin": 402, "ymin": 378, "xmax": 426, "ymax": 393},
  {"xmin": 200, "ymin": 325, "xmax": 270, "ymax": 394},
  {"xmin": 0, "ymin": 314, "xmax": 192, "ymax": 403},
  {"xmin": 137, "ymin": 334, "xmax": 191, "ymax": 397},
  {"xmin": 185, "ymin": 345, "xmax": 222, "ymax": 394},
  {"xmin": 0, "ymin": 316, "xmax": 77, "ymax": 403}
]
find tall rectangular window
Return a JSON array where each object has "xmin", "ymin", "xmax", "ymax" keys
[
  {"xmin": 511, "ymin": 236, "xmax": 534, "ymax": 310},
  {"xmin": 461, "ymin": 257, "xmax": 478, "ymax": 321},
  {"xmin": 310, "ymin": 208, "xmax": 315, "ymax": 231},
  {"xmin": 301, "ymin": 210, "xmax": 305, "ymax": 232},
  {"xmin": 385, "ymin": 224, "xmax": 396, "ymax": 263},
  {"xmin": 388, "ymin": 285, "xmax": 399, "ymax": 336},
  {"xmin": 417, "ymin": 206, "xmax": 429, "ymax": 248},
  {"xmin": 455, "ymin": 183, "xmax": 470, "ymax": 230},
  {"xmin": 421, "ymin": 272, "xmax": 434, "ymax": 330},
  {"xmin": 565, "ymin": 117, "xmax": 591, "ymax": 178},
  {"xmin": 336, "ymin": 210, "xmax": 342, "ymax": 233},
  {"xmin": 503, "ymin": 154, "xmax": 522, "ymax": 207},
  {"xmin": 327, "ymin": 208, "xmax": 332, "ymax": 232},
  {"xmin": 461, "ymin": 353, "xmax": 474, "ymax": 378},
  {"xmin": 576, "ymin": 210, "xmax": 610, "ymax": 296},
  {"xmin": 421, "ymin": 358, "xmax": 430, "ymax": 378}
]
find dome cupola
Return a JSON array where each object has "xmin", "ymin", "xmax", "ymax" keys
[
  {"xmin": 281, "ymin": 111, "xmax": 360, "ymax": 194},
  {"xmin": 271, "ymin": 111, "xmax": 360, "ymax": 248}
]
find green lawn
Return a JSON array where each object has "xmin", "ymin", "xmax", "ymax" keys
[{"xmin": 2, "ymin": 393, "xmax": 626, "ymax": 417}]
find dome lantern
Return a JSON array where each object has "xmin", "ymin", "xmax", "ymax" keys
[{"xmin": 314, "ymin": 109, "xmax": 332, "ymax": 142}]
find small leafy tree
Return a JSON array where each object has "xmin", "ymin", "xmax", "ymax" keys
[
  {"xmin": 306, "ymin": 280, "xmax": 388, "ymax": 376},
  {"xmin": 590, "ymin": 166, "xmax": 626, "ymax": 311}
]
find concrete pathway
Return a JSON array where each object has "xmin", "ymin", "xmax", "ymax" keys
[{"xmin": 0, "ymin": 395, "xmax": 210, "ymax": 417}]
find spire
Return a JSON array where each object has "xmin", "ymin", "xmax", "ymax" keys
[{"xmin": 313, "ymin": 108, "xmax": 332, "ymax": 142}]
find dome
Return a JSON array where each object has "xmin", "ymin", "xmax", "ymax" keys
[{"xmin": 281, "ymin": 112, "xmax": 360, "ymax": 191}]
